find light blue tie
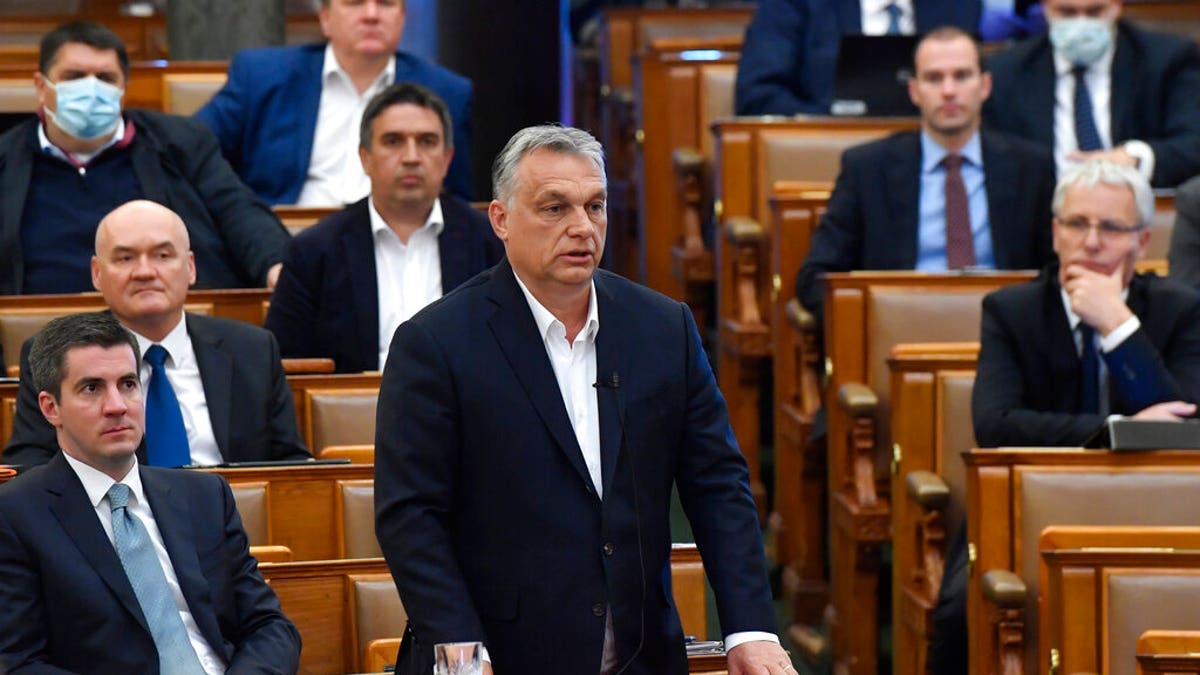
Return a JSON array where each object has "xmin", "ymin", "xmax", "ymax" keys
[
  {"xmin": 885, "ymin": 3, "xmax": 903, "ymax": 34},
  {"xmin": 108, "ymin": 483, "xmax": 207, "ymax": 674},
  {"xmin": 143, "ymin": 344, "xmax": 191, "ymax": 467}
]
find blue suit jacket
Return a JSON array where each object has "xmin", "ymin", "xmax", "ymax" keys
[
  {"xmin": 264, "ymin": 195, "xmax": 503, "ymax": 374},
  {"xmin": 983, "ymin": 20, "xmax": 1200, "ymax": 188},
  {"xmin": 735, "ymin": 0, "xmax": 981, "ymax": 115},
  {"xmin": 0, "ymin": 455, "xmax": 301, "ymax": 673},
  {"xmin": 195, "ymin": 44, "xmax": 474, "ymax": 203},
  {"xmin": 374, "ymin": 261, "xmax": 776, "ymax": 674}
]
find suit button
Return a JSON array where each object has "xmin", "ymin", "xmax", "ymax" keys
[
  {"xmin": 592, "ymin": 603, "xmax": 606, "ymax": 617},
  {"xmin": 602, "ymin": 542, "xmax": 615, "ymax": 556}
]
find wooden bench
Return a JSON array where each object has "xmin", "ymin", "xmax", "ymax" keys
[
  {"xmin": 286, "ymin": 372, "xmax": 382, "ymax": 453},
  {"xmin": 965, "ymin": 448, "xmax": 1200, "ymax": 675},
  {"xmin": 821, "ymin": 272, "xmax": 1031, "ymax": 675},
  {"xmin": 1137, "ymin": 630, "xmax": 1200, "ymax": 674}
]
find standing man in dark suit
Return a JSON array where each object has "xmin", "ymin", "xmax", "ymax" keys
[
  {"xmin": 0, "ymin": 21, "xmax": 289, "ymax": 294},
  {"xmin": 735, "ymin": 0, "xmax": 981, "ymax": 115},
  {"xmin": 795, "ymin": 27, "xmax": 1057, "ymax": 330},
  {"xmin": 375, "ymin": 126, "xmax": 789, "ymax": 674},
  {"xmin": 931, "ymin": 161, "xmax": 1200, "ymax": 674},
  {"xmin": 196, "ymin": 0, "xmax": 474, "ymax": 204},
  {"xmin": 0, "ymin": 311, "xmax": 301, "ymax": 674},
  {"xmin": 3, "ymin": 200, "xmax": 310, "ymax": 468},
  {"xmin": 265, "ymin": 83, "xmax": 501, "ymax": 374},
  {"xmin": 984, "ymin": 0, "xmax": 1200, "ymax": 188}
]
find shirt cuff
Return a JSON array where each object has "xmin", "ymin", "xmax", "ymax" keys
[
  {"xmin": 723, "ymin": 631, "xmax": 781, "ymax": 652},
  {"xmin": 1122, "ymin": 140, "xmax": 1155, "ymax": 182},
  {"xmin": 1099, "ymin": 315, "xmax": 1140, "ymax": 352},
  {"xmin": 481, "ymin": 646, "xmax": 491, "ymax": 664}
]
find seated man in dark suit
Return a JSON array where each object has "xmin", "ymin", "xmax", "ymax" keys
[
  {"xmin": 795, "ymin": 27, "xmax": 1057, "ymax": 333},
  {"xmin": 0, "ymin": 21, "xmax": 289, "ymax": 294},
  {"xmin": 933, "ymin": 160, "xmax": 1200, "ymax": 675},
  {"xmin": 984, "ymin": 0, "xmax": 1200, "ymax": 188},
  {"xmin": 3, "ymin": 200, "xmax": 310, "ymax": 468},
  {"xmin": 196, "ymin": 0, "xmax": 474, "ymax": 204},
  {"xmin": 265, "ymin": 83, "xmax": 502, "ymax": 374},
  {"xmin": 0, "ymin": 312, "xmax": 301, "ymax": 674},
  {"xmin": 1167, "ymin": 175, "xmax": 1200, "ymax": 287},
  {"xmin": 735, "ymin": 0, "xmax": 981, "ymax": 115}
]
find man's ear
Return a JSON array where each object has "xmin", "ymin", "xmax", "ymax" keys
[
  {"xmin": 38, "ymin": 391, "xmax": 62, "ymax": 429},
  {"xmin": 488, "ymin": 200, "xmax": 509, "ymax": 243}
]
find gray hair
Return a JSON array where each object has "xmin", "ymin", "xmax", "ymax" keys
[
  {"xmin": 491, "ymin": 125, "xmax": 606, "ymax": 206},
  {"xmin": 1052, "ymin": 160, "xmax": 1155, "ymax": 227}
]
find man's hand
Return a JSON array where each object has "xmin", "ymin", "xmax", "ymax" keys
[
  {"xmin": 727, "ymin": 640, "xmax": 795, "ymax": 675},
  {"xmin": 1063, "ymin": 262, "xmax": 1133, "ymax": 336},
  {"xmin": 1067, "ymin": 146, "xmax": 1139, "ymax": 168},
  {"xmin": 1133, "ymin": 401, "xmax": 1198, "ymax": 421},
  {"xmin": 266, "ymin": 262, "xmax": 283, "ymax": 290}
]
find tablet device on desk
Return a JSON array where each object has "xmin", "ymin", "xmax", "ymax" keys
[
  {"xmin": 832, "ymin": 34, "xmax": 920, "ymax": 117},
  {"xmin": 1083, "ymin": 418, "xmax": 1200, "ymax": 450},
  {"xmin": 197, "ymin": 458, "xmax": 353, "ymax": 469}
]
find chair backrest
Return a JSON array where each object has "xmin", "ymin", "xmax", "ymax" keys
[
  {"xmin": 304, "ymin": 387, "xmax": 379, "ymax": 454},
  {"xmin": 161, "ymin": 72, "xmax": 226, "ymax": 114},
  {"xmin": 1137, "ymin": 630, "xmax": 1200, "ymax": 675},
  {"xmin": 1145, "ymin": 193, "xmax": 1175, "ymax": 260},
  {"xmin": 272, "ymin": 205, "xmax": 340, "ymax": 235},
  {"xmin": 0, "ymin": 77, "xmax": 35, "ymax": 112},
  {"xmin": 229, "ymin": 481, "xmax": 270, "ymax": 546},
  {"xmin": 336, "ymin": 479, "xmax": 382, "ymax": 559},
  {"xmin": 0, "ymin": 306, "xmax": 101, "ymax": 373},
  {"xmin": 287, "ymin": 373, "xmax": 383, "ymax": 451},
  {"xmin": 347, "ymin": 572, "xmax": 406, "ymax": 673},
  {"xmin": 699, "ymin": 64, "xmax": 736, "ymax": 159},
  {"xmin": 0, "ymin": 383, "xmax": 16, "ymax": 451}
]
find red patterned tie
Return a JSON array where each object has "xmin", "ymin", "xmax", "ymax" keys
[{"xmin": 943, "ymin": 153, "xmax": 976, "ymax": 270}]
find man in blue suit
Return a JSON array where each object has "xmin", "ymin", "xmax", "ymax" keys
[
  {"xmin": 375, "ymin": 125, "xmax": 790, "ymax": 674},
  {"xmin": 735, "ymin": 0, "xmax": 982, "ymax": 115},
  {"xmin": 265, "ymin": 83, "xmax": 502, "ymax": 374},
  {"xmin": 0, "ymin": 312, "xmax": 301, "ymax": 674},
  {"xmin": 195, "ymin": 0, "xmax": 474, "ymax": 205}
]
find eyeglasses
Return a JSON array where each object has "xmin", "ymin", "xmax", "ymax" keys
[{"xmin": 1055, "ymin": 216, "xmax": 1143, "ymax": 240}]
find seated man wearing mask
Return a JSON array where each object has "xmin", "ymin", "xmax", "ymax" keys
[{"xmin": 0, "ymin": 21, "xmax": 289, "ymax": 294}]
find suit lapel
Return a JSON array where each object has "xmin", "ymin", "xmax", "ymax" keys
[
  {"xmin": 1043, "ymin": 272, "xmax": 1083, "ymax": 411},
  {"xmin": 1109, "ymin": 26, "xmax": 1136, "ymax": 143},
  {"xmin": 1028, "ymin": 42, "xmax": 1058, "ymax": 146},
  {"xmin": 129, "ymin": 117, "xmax": 170, "ymax": 205},
  {"xmin": 342, "ymin": 201, "xmax": 381, "ymax": 363},
  {"xmin": 485, "ymin": 262, "xmax": 596, "ymax": 496},
  {"xmin": 44, "ymin": 455, "xmax": 151, "ymax": 634},
  {"xmin": 981, "ymin": 132, "xmax": 1017, "ymax": 268},
  {"xmin": 594, "ymin": 275, "xmax": 631, "ymax": 498},
  {"xmin": 1, "ymin": 126, "xmax": 35, "ymax": 290},
  {"xmin": 142, "ymin": 469, "xmax": 225, "ymax": 652},
  {"xmin": 836, "ymin": 0, "xmax": 862, "ymax": 33},
  {"xmin": 438, "ymin": 197, "xmax": 473, "ymax": 292},
  {"xmin": 188, "ymin": 315, "xmax": 234, "ymax": 459},
  {"xmin": 886, "ymin": 135, "xmax": 921, "ymax": 267}
]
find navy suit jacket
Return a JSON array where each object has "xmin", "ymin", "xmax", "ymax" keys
[
  {"xmin": 735, "ymin": 0, "xmax": 981, "ymax": 115},
  {"xmin": 195, "ymin": 44, "xmax": 474, "ymax": 203},
  {"xmin": 983, "ymin": 20, "xmax": 1200, "ymax": 188},
  {"xmin": 0, "ymin": 110, "xmax": 288, "ymax": 293},
  {"xmin": 972, "ymin": 268, "xmax": 1200, "ymax": 447},
  {"xmin": 794, "ymin": 129, "xmax": 1057, "ymax": 327},
  {"xmin": 264, "ymin": 195, "xmax": 503, "ymax": 374},
  {"xmin": 375, "ymin": 261, "xmax": 776, "ymax": 674},
  {"xmin": 0, "ymin": 454, "xmax": 301, "ymax": 673},
  {"xmin": 3, "ymin": 314, "xmax": 310, "ymax": 468}
]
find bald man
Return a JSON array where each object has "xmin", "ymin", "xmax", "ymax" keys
[{"xmin": 3, "ymin": 200, "xmax": 310, "ymax": 468}]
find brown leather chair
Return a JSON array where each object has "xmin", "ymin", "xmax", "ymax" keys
[
  {"xmin": 304, "ymin": 387, "xmax": 379, "ymax": 455},
  {"xmin": 335, "ymin": 479, "xmax": 382, "ymax": 559},
  {"xmin": 2, "ymin": 383, "xmax": 18, "ymax": 450},
  {"xmin": 0, "ymin": 307, "xmax": 100, "ymax": 376},
  {"xmin": 228, "ymin": 481, "xmax": 270, "ymax": 546},
  {"xmin": 1137, "ymin": 630, "xmax": 1200, "ymax": 674},
  {"xmin": 161, "ymin": 72, "xmax": 226, "ymax": 115},
  {"xmin": 347, "ymin": 572, "xmax": 407, "ymax": 673},
  {"xmin": 271, "ymin": 205, "xmax": 340, "ymax": 236},
  {"xmin": 0, "ymin": 77, "xmax": 35, "ymax": 112},
  {"xmin": 248, "ymin": 545, "xmax": 293, "ymax": 563}
]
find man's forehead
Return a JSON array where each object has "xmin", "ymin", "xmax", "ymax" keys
[
  {"xmin": 64, "ymin": 344, "xmax": 137, "ymax": 377},
  {"xmin": 49, "ymin": 42, "xmax": 122, "ymax": 72},
  {"xmin": 1044, "ymin": 0, "xmax": 1117, "ymax": 12}
]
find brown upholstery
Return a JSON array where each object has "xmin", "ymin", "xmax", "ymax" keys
[
  {"xmin": 336, "ymin": 479, "xmax": 382, "ymax": 559},
  {"xmin": 1108, "ymin": 571, "xmax": 1200, "ymax": 675},
  {"xmin": 0, "ymin": 77, "xmax": 35, "ymax": 112},
  {"xmin": 347, "ymin": 573, "xmax": 407, "ymax": 673},
  {"xmin": 0, "ymin": 307, "xmax": 98, "ymax": 372},
  {"xmin": 1137, "ymin": 630, "xmax": 1200, "ymax": 674},
  {"xmin": 161, "ymin": 73, "xmax": 226, "ymax": 115},
  {"xmin": 699, "ymin": 65, "xmax": 736, "ymax": 157},
  {"xmin": 2, "ymin": 385, "xmax": 17, "ymax": 452},
  {"xmin": 305, "ymin": 387, "xmax": 379, "ymax": 454},
  {"xmin": 365, "ymin": 637, "xmax": 402, "ymax": 673},
  {"xmin": 1146, "ymin": 194, "xmax": 1176, "ymax": 260},
  {"xmin": 938, "ymin": 374, "xmax": 975, "ymax": 535},
  {"xmin": 272, "ymin": 206, "xmax": 340, "ymax": 236},
  {"xmin": 287, "ymin": 373, "xmax": 382, "ymax": 454},
  {"xmin": 229, "ymin": 481, "xmax": 270, "ymax": 546}
]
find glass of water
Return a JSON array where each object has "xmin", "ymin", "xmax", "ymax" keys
[{"xmin": 434, "ymin": 641, "xmax": 483, "ymax": 675}]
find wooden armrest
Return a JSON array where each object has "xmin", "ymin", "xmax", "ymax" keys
[
  {"xmin": 723, "ymin": 216, "xmax": 763, "ymax": 245},
  {"xmin": 249, "ymin": 545, "xmax": 293, "ymax": 563},
  {"xmin": 906, "ymin": 470, "xmax": 950, "ymax": 511},
  {"xmin": 672, "ymin": 147, "xmax": 704, "ymax": 175},
  {"xmin": 837, "ymin": 382, "xmax": 878, "ymax": 416},
  {"xmin": 786, "ymin": 298, "xmax": 815, "ymax": 333},
  {"xmin": 364, "ymin": 637, "xmax": 403, "ymax": 673},
  {"xmin": 281, "ymin": 358, "xmax": 335, "ymax": 375},
  {"xmin": 982, "ymin": 570, "xmax": 1026, "ymax": 609}
]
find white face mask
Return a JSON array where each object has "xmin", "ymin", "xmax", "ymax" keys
[
  {"xmin": 1048, "ymin": 16, "xmax": 1113, "ymax": 66},
  {"xmin": 45, "ymin": 75, "xmax": 124, "ymax": 140}
]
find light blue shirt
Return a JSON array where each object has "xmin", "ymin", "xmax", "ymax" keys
[{"xmin": 916, "ymin": 130, "xmax": 995, "ymax": 271}]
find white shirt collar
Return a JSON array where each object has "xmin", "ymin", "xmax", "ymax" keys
[
  {"xmin": 512, "ymin": 271, "xmax": 600, "ymax": 345},
  {"xmin": 38, "ymin": 115, "xmax": 125, "ymax": 164},
  {"xmin": 369, "ymin": 196, "xmax": 445, "ymax": 241},
  {"xmin": 129, "ymin": 312, "xmax": 191, "ymax": 366},
  {"xmin": 322, "ymin": 43, "xmax": 395, "ymax": 90},
  {"xmin": 62, "ymin": 450, "xmax": 144, "ymax": 510}
]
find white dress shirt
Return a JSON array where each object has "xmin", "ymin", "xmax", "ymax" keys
[
  {"xmin": 1053, "ymin": 45, "xmax": 1156, "ymax": 180},
  {"xmin": 860, "ymin": 0, "xmax": 915, "ymax": 34},
  {"xmin": 131, "ymin": 314, "xmax": 223, "ymax": 466},
  {"xmin": 62, "ymin": 453, "xmax": 226, "ymax": 674},
  {"xmin": 296, "ymin": 44, "xmax": 395, "ymax": 206},
  {"xmin": 371, "ymin": 197, "xmax": 445, "ymax": 370}
]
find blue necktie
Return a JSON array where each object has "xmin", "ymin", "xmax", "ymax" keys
[
  {"xmin": 144, "ymin": 345, "xmax": 191, "ymax": 467},
  {"xmin": 885, "ymin": 3, "xmax": 902, "ymax": 34},
  {"xmin": 108, "ymin": 483, "xmax": 207, "ymax": 674},
  {"xmin": 1073, "ymin": 65, "xmax": 1104, "ymax": 152},
  {"xmin": 1078, "ymin": 324, "xmax": 1100, "ymax": 414}
]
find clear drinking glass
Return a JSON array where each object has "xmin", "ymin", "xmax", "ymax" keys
[{"xmin": 433, "ymin": 641, "xmax": 483, "ymax": 675}]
